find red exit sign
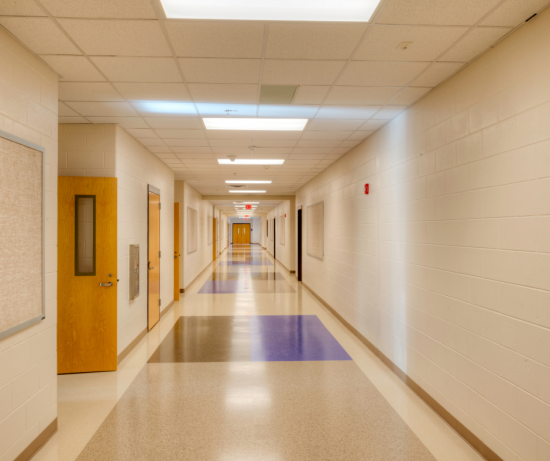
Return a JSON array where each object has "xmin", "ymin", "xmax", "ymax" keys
[{"xmin": 246, "ymin": 204, "xmax": 252, "ymax": 210}]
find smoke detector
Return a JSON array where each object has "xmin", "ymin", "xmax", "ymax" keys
[{"xmin": 227, "ymin": 155, "xmax": 237, "ymax": 162}]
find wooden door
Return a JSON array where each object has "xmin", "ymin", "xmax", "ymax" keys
[
  {"xmin": 174, "ymin": 203, "xmax": 179, "ymax": 301},
  {"xmin": 242, "ymin": 223, "xmax": 251, "ymax": 244},
  {"xmin": 58, "ymin": 177, "xmax": 117, "ymax": 374},
  {"xmin": 213, "ymin": 217, "xmax": 217, "ymax": 260},
  {"xmin": 148, "ymin": 190, "xmax": 160, "ymax": 331},
  {"xmin": 232, "ymin": 223, "xmax": 241, "ymax": 244}
]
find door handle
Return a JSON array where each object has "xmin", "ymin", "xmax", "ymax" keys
[
  {"xmin": 149, "ymin": 267, "xmax": 155, "ymax": 270},
  {"xmin": 99, "ymin": 282, "xmax": 113, "ymax": 287}
]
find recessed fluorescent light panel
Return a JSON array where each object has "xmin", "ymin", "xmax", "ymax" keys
[
  {"xmin": 160, "ymin": 0, "xmax": 381, "ymax": 21},
  {"xmin": 204, "ymin": 118, "xmax": 307, "ymax": 131},
  {"xmin": 233, "ymin": 202, "xmax": 260, "ymax": 204},
  {"xmin": 218, "ymin": 159, "xmax": 284, "ymax": 165},
  {"xmin": 229, "ymin": 190, "xmax": 266, "ymax": 194},
  {"xmin": 226, "ymin": 180, "xmax": 272, "ymax": 184}
]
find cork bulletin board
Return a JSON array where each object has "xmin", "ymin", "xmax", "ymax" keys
[
  {"xmin": 0, "ymin": 130, "xmax": 45, "ymax": 340},
  {"xmin": 187, "ymin": 207, "xmax": 197, "ymax": 254},
  {"xmin": 307, "ymin": 201, "xmax": 324, "ymax": 261}
]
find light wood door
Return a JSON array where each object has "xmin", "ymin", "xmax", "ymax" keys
[
  {"xmin": 148, "ymin": 191, "xmax": 160, "ymax": 331},
  {"xmin": 213, "ymin": 217, "xmax": 217, "ymax": 260},
  {"xmin": 58, "ymin": 177, "xmax": 117, "ymax": 374},
  {"xmin": 232, "ymin": 223, "xmax": 241, "ymax": 244},
  {"xmin": 174, "ymin": 203, "xmax": 179, "ymax": 301},
  {"xmin": 242, "ymin": 223, "xmax": 251, "ymax": 244}
]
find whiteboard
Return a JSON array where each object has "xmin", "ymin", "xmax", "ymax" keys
[
  {"xmin": 307, "ymin": 202, "xmax": 324, "ymax": 261},
  {"xmin": 187, "ymin": 207, "xmax": 197, "ymax": 254},
  {"xmin": 0, "ymin": 130, "xmax": 45, "ymax": 340}
]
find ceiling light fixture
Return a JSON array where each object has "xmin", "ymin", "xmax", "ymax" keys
[
  {"xmin": 233, "ymin": 202, "xmax": 260, "ymax": 204},
  {"xmin": 225, "ymin": 180, "xmax": 272, "ymax": 184},
  {"xmin": 229, "ymin": 190, "xmax": 266, "ymax": 194},
  {"xmin": 218, "ymin": 159, "xmax": 284, "ymax": 165},
  {"xmin": 204, "ymin": 118, "xmax": 307, "ymax": 131},
  {"xmin": 159, "ymin": 0, "xmax": 381, "ymax": 22}
]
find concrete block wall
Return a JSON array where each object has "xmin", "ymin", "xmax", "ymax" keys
[{"xmin": 296, "ymin": 9, "xmax": 550, "ymax": 461}]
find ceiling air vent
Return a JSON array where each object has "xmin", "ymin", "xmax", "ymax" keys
[
  {"xmin": 259, "ymin": 85, "xmax": 298, "ymax": 104},
  {"xmin": 229, "ymin": 185, "xmax": 247, "ymax": 188}
]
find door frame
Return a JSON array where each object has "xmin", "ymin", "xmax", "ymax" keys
[
  {"xmin": 213, "ymin": 217, "xmax": 217, "ymax": 260},
  {"xmin": 297, "ymin": 208, "xmax": 302, "ymax": 282},
  {"xmin": 174, "ymin": 203, "xmax": 179, "ymax": 301},
  {"xmin": 273, "ymin": 217, "xmax": 276, "ymax": 260},
  {"xmin": 147, "ymin": 184, "xmax": 160, "ymax": 331}
]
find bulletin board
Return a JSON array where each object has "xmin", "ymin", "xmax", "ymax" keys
[
  {"xmin": 307, "ymin": 201, "xmax": 324, "ymax": 261},
  {"xmin": 0, "ymin": 130, "xmax": 45, "ymax": 340},
  {"xmin": 270, "ymin": 219, "xmax": 274, "ymax": 241},
  {"xmin": 208, "ymin": 214, "xmax": 212, "ymax": 245},
  {"xmin": 187, "ymin": 207, "xmax": 197, "ymax": 254},
  {"xmin": 279, "ymin": 215, "xmax": 285, "ymax": 246}
]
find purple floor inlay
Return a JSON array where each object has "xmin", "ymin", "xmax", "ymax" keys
[
  {"xmin": 218, "ymin": 261, "xmax": 273, "ymax": 266},
  {"xmin": 198, "ymin": 280, "xmax": 244, "ymax": 294},
  {"xmin": 249, "ymin": 315, "xmax": 352, "ymax": 362}
]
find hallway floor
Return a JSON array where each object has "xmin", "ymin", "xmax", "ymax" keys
[{"xmin": 35, "ymin": 246, "xmax": 484, "ymax": 461}]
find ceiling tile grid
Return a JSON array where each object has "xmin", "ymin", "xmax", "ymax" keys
[{"xmin": 1, "ymin": 0, "xmax": 547, "ymax": 195}]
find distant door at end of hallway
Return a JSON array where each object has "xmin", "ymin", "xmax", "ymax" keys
[
  {"xmin": 148, "ymin": 187, "xmax": 160, "ymax": 331},
  {"xmin": 57, "ymin": 176, "xmax": 118, "ymax": 374},
  {"xmin": 241, "ymin": 223, "xmax": 250, "ymax": 244},
  {"xmin": 232, "ymin": 223, "xmax": 241, "ymax": 244}
]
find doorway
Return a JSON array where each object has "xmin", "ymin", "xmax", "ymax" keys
[
  {"xmin": 273, "ymin": 217, "xmax": 276, "ymax": 260},
  {"xmin": 57, "ymin": 176, "xmax": 117, "ymax": 374},
  {"xmin": 297, "ymin": 209, "xmax": 302, "ymax": 282},
  {"xmin": 213, "ymin": 217, "xmax": 217, "ymax": 260},
  {"xmin": 232, "ymin": 223, "xmax": 251, "ymax": 244},
  {"xmin": 174, "ymin": 203, "xmax": 179, "ymax": 301},
  {"xmin": 148, "ymin": 186, "xmax": 160, "ymax": 331}
]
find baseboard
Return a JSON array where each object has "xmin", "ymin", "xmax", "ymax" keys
[
  {"xmin": 301, "ymin": 282, "xmax": 503, "ymax": 461},
  {"xmin": 182, "ymin": 261, "xmax": 213, "ymax": 293},
  {"xmin": 15, "ymin": 418, "xmax": 57, "ymax": 461},
  {"xmin": 272, "ymin": 257, "xmax": 296, "ymax": 275},
  {"xmin": 117, "ymin": 327, "xmax": 147, "ymax": 365},
  {"xmin": 160, "ymin": 300, "xmax": 174, "ymax": 319}
]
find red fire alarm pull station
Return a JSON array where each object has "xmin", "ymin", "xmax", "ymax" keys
[
  {"xmin": 246, "ymin": 204, "xmax": 251, "ymax": 210},
  {"xmin": 285, "ymin": 214, "xmax": 287, "ymax": 217},
  {"xmin": 365, "ymin": 184, "xmax": 369, "ymax": 195}
]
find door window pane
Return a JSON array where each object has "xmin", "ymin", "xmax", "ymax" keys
[{"xmin": 75, "ymin": 196, "xmax": 96, "ymax": 276}]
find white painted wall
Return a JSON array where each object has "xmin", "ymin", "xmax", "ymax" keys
[
  {"xmin": 296, "ymin": 10, "xmax": 550, "ymax": 461},
  {"xmin": 0, "ymin": 27, "xmax": 58, "ymax": 460},
  {"xmin": 115, "ymin": 127, "xmax": 174, "ymax": 353}
]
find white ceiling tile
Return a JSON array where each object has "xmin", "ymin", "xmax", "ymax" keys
[
  {"xmin": 138, "ymin": 138, "xmax": 167, "ymax": 146},
  {"xmin": 390, "ymin": 87, "xmax": 432, "ymax": 105},
  {"xmin": 180, "ymin": 58, "xmax": 261, "ymax": 84},
  {"xmin": 208, "ymin": 139, "xmax": 296, "ymax": 148},
  {"xmin": 212, "ymin": 147, "xmax": 292, "ymax": 155},
  {"xmin": 59, "ymin": 102, "xmax": 78, "ymax": 116},
  {"xmin": 126, "ymin": 128, "xmax": 158, "ymax": 138},
  {"xmin": 347, "ymin": 131, "xmax": 374, "ymax": 140},
  {"xmin": 131, "ymin": 101, "xmax": 197, "ymax": 117},
  {"xmin": 325, "ymin": 86, "xmax": 400, "ymax": 105},
  {"xmin": 156, "ymin": 129, "xmax": 206, "ymax": 139},
  {"xmin": 148, "ymin": 147, "xmax": 173, "ymax": 153},
  {"xmin": 262, "ymin": 60, "xmax": 345, "ymax": 86},
  {"xmin": 316, "ymin": 106, "xmax": 380, "ymax": 119},
  {"xmin": 360, "ymin": 120, "xmax": 387, "ymax": 130},
  {"xmin": 301, "ymin": 131, "xmax": 353, "ymax": 140},
  {"xmin": 374, "ymin": 106, "xmax": 408, "ymax": 119},
  {"xmin": 114, "ymin": 82, "xmax": 189, "ymax": 101},
  {"xmin": 338, "ymin": 61, "xmax": 430, "ymax": 86},
  {"xmin": 59, "ymin": 116, "xmax": 89, "ymax": 123},
  {"xmin": 165, "ymin": 138, "xmax": 210, "ymax": 146},
  {"xmin": 65, "ymin": 101, "xmax": 138, "ymax": 116},
  {"xmin": 258, "ymin": 105, "xmax": 318, "ymax": 118},
  {"xmin": 0, "ymin": 0, "xmax": 45, "ymax": 16},
  {"xmin": 296, "ymin": 140, "xmax": 341, "ymax": 148},
  {"xmin": 412, "ymin": 62, "xmax": 464, "ymax": 87},
  {"xmin": 189, "ymin": 84, "xmax": 258, "ymax": 103},
  {"xmin": 307, "ymin": 119, "xmax": 365, "ymax": 131},
  {"xmin": 0, "ymin": 17, "xmax": 80, "ymax": 54},
  {"xmin": 165, "ymin": 21, "xmax": 265, "ymax": 58},
  {"xmin": 206, "ymin": 130, "xmax": 302, "ymax": 140},
  {"xmin": 285, "ymin": 160, "xmax": 320, "ymax": 166},
  {"xmin": 440, "ymin": 27, "xmax": 512, "ymax": 62},
  {"xmin": 164, "ymin": 139, "xmax": 210, "ymax": 147},
  {"xmin": 59, "ymin": 19, "xmax": 171, "ymax": 56},
  {"xmin": 175, "ymin": 150, "xmax": 214, "ymax": 156},
  {"xmin": 40, "ymin": 56, "xmax": 105, "ymax": 81},
  {"xmin": 293, "ymin": 86, "xmax": 330, "ymax": 105},
  {"xmin": 377, "ymin": 0, "xmax": 502, "ymax": 25},
  {"xmin": 354, "ymin": 25, "xmax": 468, "ymax": 61},
  {"xmin": 145, "ymin": 117, "xmax": 202, "ymax": 129},
  {"xmin": 339, "ymin": 140, "xmax": 360, "ymax": 148},
  {"xmin": 91, "ymin": 57, "xmax": 182, "ymax": 83},
  {"xmin": 290, "ymin": 149, "xmax": 332, "ymax": 155},
  {"xmin": 86, "ymin": 116, "xmax": 148, "ymax": 128},
  {"xmin": 59, "ymin": 82, "xmax": 124, "ymax": 101},
  {"xmin": 266, "ymin": 23, "xmax": 366, "ymax": 60},
  {"xmin": 40, "ymin": 0, "xmax": 156, "ymax": 18},
  {"xmin": 482, "ymin": 0, "xmax": 550, "ymax": 26}
]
